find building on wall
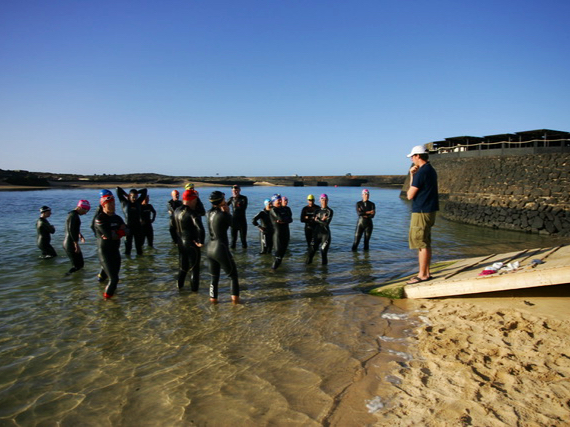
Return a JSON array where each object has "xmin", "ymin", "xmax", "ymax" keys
[{"xmin": 426, "ymin": 129, "xmax": 570, "ymax": 157}]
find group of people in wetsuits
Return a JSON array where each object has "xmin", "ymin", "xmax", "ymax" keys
[{"xmin": 36, "ymin": 185, "xmax": 376, "ymax": 303}]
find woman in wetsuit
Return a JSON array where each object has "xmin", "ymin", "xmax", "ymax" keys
[
  {"xmin": 307, "ymin": 194, "xmax": 334, "ymax": 265},
  {"xmin": 300, "ymin": 194, "xmax": 319, "ymax": 248},
  {"xmin": 174, "ymin": 189, "xmax": 205, "ymax": 291},
  {"xmin": 252, "ymin": 199, "xmax": 273, "ymax": 254},
  {"xmin": 352, "ymin": 189, "xmax": 376, "ymax": 251},
  {"xmin": 141, "ymin": 195, "xmax": 157, "ymax": 248},
  {"xmin": 228, "ymin": 185, "xmax": 248, "ymax": 249},
  {"xmin": 206, "ymin": 191, "xmax": 239, "ymax": 303},
  {"xmin": 63, "ymin": 200, "xmax": 90, "ymax": 274},
  {"xmin": 269, "ymin": 194, "xmax": 293, "ymax": 270},
  {"xmin": 36, "ymin": 206, "xmax": 57, "ymax": 258},
  {"xmin": 116, "ymin": 186, "xmax": 147, "ymax": 255},
  {"xmin": 94, "ymin": 194, "xmax": 129, "ymax": 299}
]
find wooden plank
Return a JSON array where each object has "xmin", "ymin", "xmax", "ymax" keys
[
  {"xmin": 404, "ymin": 266, "xmax": 570, "ymax": 299},
  {"xmin": 443, "ymin": 253, "xmax": 496, "ymax": 280}
]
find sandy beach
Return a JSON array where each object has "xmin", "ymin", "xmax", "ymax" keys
[{"xmin": 352, "ymin": 285, "xmax": 570, "ymax": 426}]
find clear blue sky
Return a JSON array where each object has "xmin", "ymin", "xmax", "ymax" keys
[{"xmin": 1, "ymin": 0, "xmax": 569, "ymax": 176}]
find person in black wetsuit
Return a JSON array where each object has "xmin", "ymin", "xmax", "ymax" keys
[
  {"xmin": 36, "ymin": 206, "xmax": 57, "ymax": 258},
  {"xmin": 228, "ymin": 185, "xmax": 248, "ymax": 249},
  {"xmin": 352, "ymin": 189, "xmax": 376, "ymax": 251},
  {"xmin": 300, "ymin": 194, "xmax": 319, "ymax": 248},
  {"xmin": 173, "ymin": 189, "xmax": 205, "ymax": 291},
  {"xmin": 141, "ymin": 195, "xmax": 157, "ymax": 248},
  {"xmin": 63, "ymin": 200, "xmax": 91, "ymax": 274},
  {"xmin": 206, "ymin": 191, "xmax": 239, "ymax": 303},
  {"xmin": 91, "ymin": 189, "xmax": 112, "ymax": 237},
  {"xmin": 116, "ymin": 187, "xmax": 147, "ymax": 255},
  {"xmin": 167, "ymin": 190, "xmax": 183, "ymax": 244},
  {"xmin": 252, "ymin": 199, "xmax": 273, "ymax": 255},
  {"xmin": 269, "ymin": 194, "xmax": 293, "ymax": 270},
  {"xmin": 94, "ymin": 193, "xmax": 129, "ymax": 299},
  {"xmin": 307, "ymin": 194, "xmax": 334, "ymax": 265}
]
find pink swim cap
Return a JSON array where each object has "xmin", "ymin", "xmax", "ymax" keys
[
  {"xmin": 320, "ymin": 193, "xmax": 328, "ymax": 200},
  {"xmin": 77, "ymin": 200, "xmax": 91, "ymax": 211},
  {"xmin": 362, "ymin": 188, "xmax": 369, "ymax": 194}
]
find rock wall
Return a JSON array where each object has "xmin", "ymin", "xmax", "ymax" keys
[{"xmin": 405, "ymin": 153, "xmax": 570, "ymax": 236}]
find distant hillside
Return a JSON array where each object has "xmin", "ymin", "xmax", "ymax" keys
[{"xmin": 0, "ymin": 169, "xmax": 405, "ymax": 188}]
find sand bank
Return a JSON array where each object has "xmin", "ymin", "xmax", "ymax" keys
[{"xmin": 364, "ymin": 286, "xmax": 570, "ymax": 426}]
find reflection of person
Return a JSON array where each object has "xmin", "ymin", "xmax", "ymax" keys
[
  {"xmin": 206, "ymin": 191, "xmax": 240, "ymax": 303},
  {"xmin": 116, "ymin": 187, "xmax": 148, "ymax": 255},
  {"xmin": 37, "ymin": 206, "xmax": 57, "ymax": 258},
  {"xmin": 167, "ymin": 190, "xmax": 183, "ymax": 243},
  {"xmin": 307, "ymin": 194, "xmax": 333, "ymax": 265},
  {"xmin": 174, "ymin": 189, "xmax": 205, "ymax": 291},
  {"xmin": 252, "ymin": 199, "xmax": 273, "ymax": 254},
  {"xmin": 269, "ymin": 194, "xmax": 293, "ymax": 270},
  {"xmin": 94, "ymin": 193, "xmax": 129, "ymax": 299},
  {"xmin": 352, "ymin": 189, "xmax": 376, "ymax": 251},
  {"xmin": 300, "ymin": 194, "xmax": 319, "ymax": 248},
  {"xmin": 406, "ymin": 145, "xmax": 439, "ymax": 284},
  {"xmin": 228, "ymin": 185, "xmax": 248, "ymax": 249},
  {"xmin": 63, "ymin": 200, "xmax": 90, "ymax": 274},
  {"xmin": 141, "ymin": 195, "xmax": 157, "ymax": 248}
]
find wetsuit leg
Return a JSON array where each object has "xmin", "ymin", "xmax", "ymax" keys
[
  {"xmin": 177, "ymin": 245, "xmax": 189, "ymax": 289},
  {"xmin": 169, "ymin": 220, "xmax": 178, "ymax": 244},
  {"xmin": 209, "ymin": 260, "xmax": 221, "ymax": 299},
  {"xmin": 320, "ymin": 233, "xmax": 331, "ymax": 265},
  {"xmin": 304, "ymin": 226, "xmax": 313, "ymax": 248},
  {"xmin": 147, "ymin": 225, "xmax": 154, "ymax": 248},
  {"xmin": 134, "ymin": 230, "xmax": 144, "ymax": 255},
  {"xmin": 352, "ymin": 222, "xmax": 364, "ymax": 251},
  {"xmin": 190, "ymin": 248, "xmax": 201, "ymax": 292},
  {"xmin": 39, "ymin": 239, "xmax": 57, "ymax": 258},
  {"xmin": 124, "ymin": 234, "xmax": 133, "ymax": 255},
  {"xmin": 98, "ymin": 247, "xmax": 121, "ymax": 296},
  {"xmin": 363, "ymin": 223, "xmax": 373, "ymax": 250},
  {"xmin": 65, "ymin": 247, "xmax": 84, "ymax": 273},
  {"xmin": 239, "ymin": 219, "xmax": 247, "ymax": 248}
]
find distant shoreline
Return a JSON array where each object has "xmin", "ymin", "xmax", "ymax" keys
[{"xmin": 0, "ymin": 172, "xmax": 406, "ymax": 191}]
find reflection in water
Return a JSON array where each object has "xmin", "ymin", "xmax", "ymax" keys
[{"xmin": 0, "ymin": 187, "xmax": 568, "ymax": 424}]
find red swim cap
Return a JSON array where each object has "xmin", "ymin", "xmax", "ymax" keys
[
  {"xmin": 183, "ymin": 189, "xmax": 198, "ymax": 201},
  {"xmin": 100, "ymin": 195, "xmax": 115, "ymax": 205}
]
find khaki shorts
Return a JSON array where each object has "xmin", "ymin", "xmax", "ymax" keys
[{"xmin": 409, "ymin": 212, "xmax": 436, "ymax": 249}]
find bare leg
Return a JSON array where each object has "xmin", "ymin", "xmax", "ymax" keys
[{"xmin": 418, "ymin": 248, "xmax": 432, "ymax": 279}]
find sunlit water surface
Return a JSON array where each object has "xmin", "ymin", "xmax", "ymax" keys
[{"xmin": 1, "ymin": 187, "xmax": 568, "ymax": 425}]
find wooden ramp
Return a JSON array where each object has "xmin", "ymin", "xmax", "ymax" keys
[{"xmin": 404, "ymin": 245, "xmax": 570, "ymax": 299}]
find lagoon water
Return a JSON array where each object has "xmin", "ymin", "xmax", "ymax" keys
[{"xmin": 1, "ymin": 186, "xmax": 568, "ymax": 425}]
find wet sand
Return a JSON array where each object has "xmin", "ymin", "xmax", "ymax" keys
[{"xmin": 343, "ymin": 285, "xmax": 570, "ymax": 426}]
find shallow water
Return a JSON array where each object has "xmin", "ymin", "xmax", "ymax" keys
[{"xmin": 1, "ymin": 187, "xmax": 568, "ymax": 425}]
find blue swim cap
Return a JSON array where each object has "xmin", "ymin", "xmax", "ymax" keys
[
  {"xmin": 264, "ymin": 198, "xmax": 271, "ymax": 206},
  {"xmin": 99, "ymin": 189, "xmax": 112, "ymax": 198},
  {"xmin": 271, "ymin": 194, "xmax": 281, "ymax": 203}
]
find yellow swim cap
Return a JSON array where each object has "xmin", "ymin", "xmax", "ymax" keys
[
  {"xmin": 185, "ymin": 183, "xmax": 195, "ymax": 190},
  {"xmin": 307, "ymin": 194, "xmax": 315, "ymax": 200}
]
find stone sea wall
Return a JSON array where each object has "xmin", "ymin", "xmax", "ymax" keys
[{"xmin": 404, "ymin": 153, "xmax": 570, "ymax": 236}]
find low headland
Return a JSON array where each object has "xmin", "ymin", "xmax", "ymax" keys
[{"xmin": 0, "ymin": 169, "xmax": 405, "ymax": 190}]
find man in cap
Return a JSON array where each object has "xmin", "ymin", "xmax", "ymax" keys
[{"xmin": 406, "ymin": 145, "xmax": 439, "ymax": 284}]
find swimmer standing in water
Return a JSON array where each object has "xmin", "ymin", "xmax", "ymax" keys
[
  {"xmin": 173, "ymin": 189, "xmax": 205, "ymax": 291},
  {"xmin": 37, "ymin": 206, "xmax": 57, "ymax": 258},
  {"xmin": 141, "ymin": 195, "xmax": 157, "ymax": 248},
  {"xmin": 300, "ymin": 194, "xmax": 319, "ymax": 248},
  {"xmin": 307, "ymin": 194, "xmax": 334, "ymax": 265},
  {"xmin": 94, "ymin": 193, "xmax": 129, "ymax": 299},
  {"xmin": 63, "ymin": 200, "xmax": 90, "ymax": 275},
  {"xmin": 206, "ymin": 191, "xmax": 240, "ymax": 304},
  {"xmin": 116, "ymin": 187, "xmax": 147, "ymax": 255},
  {"xmin": 352, "ymin": 189, "xmax": 376, "ymax": 251},
  {"xmin": 228, "ymin": 185, "xmax": 248, "ymax": 249},
  {"xmin": 167, "ymin": 190, "xmax": 183, "ymax": 243},
  {"xmin": 252, "ymin": 199, "xmax": 273, "ymax": 254},
  {"xmin": 269, "ymin": 194, "xmax": 293, "ymax": 270}
]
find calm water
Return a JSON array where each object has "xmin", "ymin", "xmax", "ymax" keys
[{"xmin": 1, "ymin": 186, "xmax": 568, "ymax": 426}]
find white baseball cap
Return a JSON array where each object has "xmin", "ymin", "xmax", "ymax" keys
[{"xmin": 406, "ymin": 145, "xmax": 428, "ymax": 157}]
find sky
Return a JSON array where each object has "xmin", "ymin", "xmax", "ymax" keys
[{"xmin": 1, "ymin": 0, "xmax": 569, "ymax": 177}]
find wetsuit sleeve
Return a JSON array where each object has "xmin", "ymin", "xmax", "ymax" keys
[
  {"xmin": 150, "ymin": 205, "xmax": 157, "ymax": 222},
  {"xmin": 243, "ymin": 196, "xmax": 248, "ymax": 210},
  {"xmin": 369, "ymin": 202, "xmax": 376, "ymax": 219},
  {"xmin": 117, "ymin": 187, "xmax": 128, "ymax": 202},
  {"xmin": 252, "ymin": 211, "xmax": 262, "ymax": 226},
  {"xmin": 137, "ymin": 188, "xmax": 148, "ymax": 205},
  {"xmin": 196, "ymin": 198, "xmax": 206, "ymax": 216},
  {"xmin": 356, "ymin": 202, "xmax": 365, "ymax": 217},
  {"xmin": 94, "ymin": 215, "xmax": 114, "ymax": 240},
  {"xmin": 195, "ymin": 214, "xmax": 205, "ymax": 244},
  {"xmin": 67, "ymin": 212, "xmax": 81, "ymax": 243}
]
